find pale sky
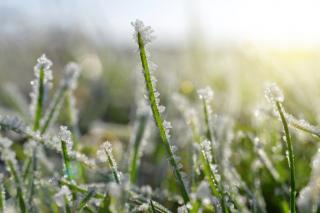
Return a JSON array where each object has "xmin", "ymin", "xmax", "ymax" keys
[{"xmin": 2, "ymin": 0, "xmax": 320, "ymax": 46}]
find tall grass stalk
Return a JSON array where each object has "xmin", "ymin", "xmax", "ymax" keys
[
  {"xmin": 265, "ymin": 83, "xmax": 296, "ymax": 213},
  {"xmin": 29, "ymin": 54, "xmax": 53, "ymax": 207},
  {"xmin": 200, "ymin": 140, "xmax": 228, "ymax": 212},
  {"xmin": 276, "ymin": 102, "xmax": 296, "ymax": 213},
  {"xmin": 132, "ymin": 19, "xmax": 190, "ymax": 204}
]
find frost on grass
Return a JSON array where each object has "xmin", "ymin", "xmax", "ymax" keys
[
  {"xmin": 197, "ymin": 86, "xmax": 214, "ymax": 102},
  {"xmin": 97, "ymin": 141, "xmax": 121, "ymax": 182},
  {"xmin": 264, "ymin": 83, "xmax": 284, "ymax": 104},
  {"xmin": 264, "ymin": 83, "xmax": 320, "ymax": 137},
  {"xmin": 284, "ymin": 113, "xmax": 320, "ymax": 137},
  {"xmin": 54, "ymin": 185, "xmax": 72, "ymax": 207},
  {"xmin": 201, "ymin": 140, "xmax": 213, "ymax": 163},
  {"xmin": 131, "ymin": 19, "xmax": 154, "ymax": 45},
  {"xmin": 30, "ymin": 54, "xmax": 53, "ymax": 117},
  {"xmin": 58, "ymin": 126, "xmax": 73, "ymax": 152},
  {"xmin": 298, "ymin": 149, "xmax": 320, "ymax": 212}
]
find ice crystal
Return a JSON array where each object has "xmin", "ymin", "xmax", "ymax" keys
[
  {"xmin": 131, "ymin": 19, "xmax": 154, "ymax": 45},
  {"xmin": 58, "ymin": 126, "xmax": 73, "ymax": 152},
  {"xmin": 97, "ymin": 142, "xmax": 121, "ymax": 182},
  {"xmin": 197, "ymin": 86, "xmax": 214, "ymax": 101},
  {"xmin": 30, "ymin": 54, "xmax": 53, "ymax": 117},
  {"xmin": 201, "ymin": 140, "xmax": 212, "ymax": 162},
  {"xmin": 264, "ymin": 83, "xmax": 284, "ymax": 104}
]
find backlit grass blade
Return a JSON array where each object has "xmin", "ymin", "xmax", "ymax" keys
[{"xmin": 132, "ymin": 19, "xmax": 190, "ymax": 204}]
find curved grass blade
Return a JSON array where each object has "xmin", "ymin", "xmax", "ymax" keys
[{"xmin": 276, "ymin": 102, "xmax": 296, "ymax": 213}]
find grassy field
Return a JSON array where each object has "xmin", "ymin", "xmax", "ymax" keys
[{"xmin": 0, "ymin": 20, "xmax": 319, "ymax": 213}]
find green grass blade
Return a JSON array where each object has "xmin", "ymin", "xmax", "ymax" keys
[
  {"xmin": 77, "ymin": 189, "xmax": 96, "ymax": 211},
  {"xmin": 276, "ymin": 102, "xmax": 296, "ymax": 213},
  {"xmin": 149, "ymin": 200, "xmax": 156, "ymax": 213},
  {"xmin": 61, "ymin": 140, "xmax": 73, "ymax": 181},
  {"xmin": 33, "ymin": 66, "xmax": 45, "ymax": 131},
  {"xmin": 133, "ymin": 20, "xmax": 190, "ymax": 204}
]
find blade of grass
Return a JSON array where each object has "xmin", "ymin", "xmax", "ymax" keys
[
  {"xmin": 77, "ymin": 189, "xmax": 96, "ymax": 211},
  {"xmin": 133, "ymin": 20, "xmax": 190, "ymax": 204},
  {"xmin": 276, "ymin": 102, "xmax": 296, "ymax": 213}
]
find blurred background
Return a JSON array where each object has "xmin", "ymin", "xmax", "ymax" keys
[
  {"xmin": 2, "ymin": 1, "xmax": 320, "ymax": 211},
  {"xmin": 1, "ymin": 0, "xmax": 320, "ymax": 132}
]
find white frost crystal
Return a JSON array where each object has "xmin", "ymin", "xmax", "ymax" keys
[
  {"xmin": 264, "ymin": 83, "xmax": 284, "ymax": 104},
  {"xmin": 35, "ymin": 54, "xmax": 53, "ymax": 72},
  {"xmin": 131, "ymin": 19, "xmax": 154, "ymax": 44},
  {"xmin": 58, "ymin": 126, "xmax": 73, "ymax": 151},
  {"xmin": 201, "ymin": 140, "xmax": 212, "ymax": 162},
  {"xmin": 30, "ymin": 54, "xmax": 53, "ymax": 117},
  {"xmin": 97, "ymin": 141, "xmax": 121, "ymax": 181},
  {"xmin": 197, "ymin": 86, "xmax": 214, "ymax": 101},
  {"xmin": 97, "ymin": 142, "xmax": 113, "ymax": 162}
]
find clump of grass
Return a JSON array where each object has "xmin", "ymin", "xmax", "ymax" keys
[{"xmin": 2, "ymin": 19, "xmax": 320, "ymax": 212}]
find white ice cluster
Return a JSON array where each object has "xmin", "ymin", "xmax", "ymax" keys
[
  {"xmin": 197, "ymin": 86, "xmax": 214, "ymax": 102},
  {"xmin": 30, "ymin": 54, "xmax": 53, "ymax": 117},
  {"xmin": 201, "ymin": 139, "xmax": 213, "ymax": 162},
  {"xmin": 131, "ymin": 19, "xmax": 154, "ymax": 45},
  {"xmin": 264, "ymin": 83, "xmax": 284, "ymax": 104},
  {"xmin": 284, "ymin": 113, "xmax": 320, "ymax": 137},
  {"xmin": 97, "ymin": 141, "xmax": 121, "ymax": 181},
  {"xmin": 58, "ymin": 126, "xmax": 73, "ymax": 152}
]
